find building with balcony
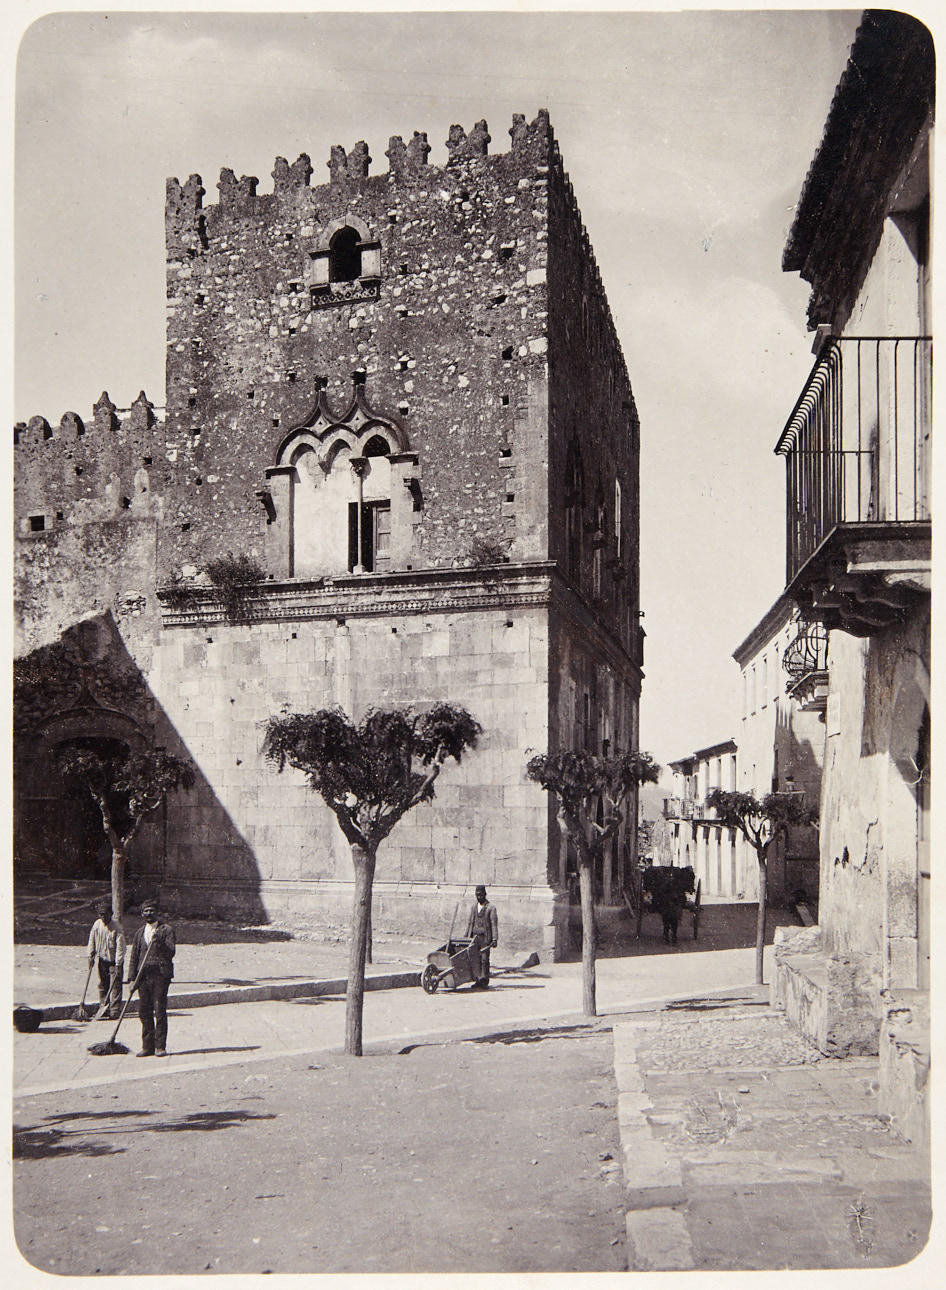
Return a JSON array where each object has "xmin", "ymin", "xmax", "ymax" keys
[
  {"xmin": 768, "ymin": 11, "xmax": 931, "ymax": 1144},
  {"xmin": 732, "ymin": 594, "xmax": 825, "ymax": 907},
  {"xmin": 663, "ymin": 740, "xmax": 752, "ymax": 899}
]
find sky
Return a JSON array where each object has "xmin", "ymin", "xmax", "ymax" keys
[{"xmin": 12, "ymin": 4, "xmax": 869, "ymax": 769}]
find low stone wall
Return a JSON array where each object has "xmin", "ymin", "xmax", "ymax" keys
[
  {"xmin": 878, "ymin": 987, "xmax": 930, "ymax": 1147},
  {"xmin": 771, "ymin": 924, "xmax": 883, "ymax": 1056}
]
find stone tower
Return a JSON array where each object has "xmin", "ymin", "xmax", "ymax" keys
[{"xmin": 15, "ymin": 111, "xmax": 643, "ymax": 954}]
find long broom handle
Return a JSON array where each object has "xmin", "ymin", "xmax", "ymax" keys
[
  {"xmin": 447, "ymin": 901, "xmax": 459, "ymax": 949},
  {"xmin": 79, "ymin": 959, "xmax": 95, "ymax": 1008},
  {"xmin": 101, "ymin": 938, "xmax": 155, "ymax": 1047}
]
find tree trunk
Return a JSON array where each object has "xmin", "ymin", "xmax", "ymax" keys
[
  {"xmin": 755, "ymin": 853, "xmax": 767, "ymax": 985},
  {"xmin": 578, "ymin": 858, "xmax": 597, "ymax": 1017},
  {"xmin": 111, "ymin": 847, "xmax": 127, "ymax": 925},
  {"xmin": 345, "ymin": 843, "xmax": 376, "ymax": 1056}
]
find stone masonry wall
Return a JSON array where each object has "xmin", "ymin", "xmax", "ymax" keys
[
  {"xmin": 160, "ymin": 113, "xmax": 557, "ymax": 584},
  {"xmin": 547, "ymin": 148, "xmax": 641, "ymax": 658},
  {"xmin": 149, "ymin": 597, "xmax": 556, "ymax": 945},
  {"xmin": 818, "ymin": 609, "xmax": 929, "ymax": 988}
]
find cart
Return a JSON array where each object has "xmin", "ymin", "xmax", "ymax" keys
[
  {"xmin": 420, "ymin": 936, "xmax": 481, "ymax": 993},
  {"xmin": 626, "ymin": 865, "xmax": 702, "ymax": 941}
]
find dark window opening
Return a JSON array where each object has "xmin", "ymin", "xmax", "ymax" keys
[
  {"xmin": 502, "ymin": 347, "xmax": 513, "ymax": 361},
  {"xmin": 330, "ymin": 227, "xmax": 362, "ymax": 283},
  {"xmin": 287, "ymin": 372, "xmax": 296, "ymax": 383},
  {"xmin": 501, "ymin": 395, "xmax": 510, "ymax": 406},
  {"xmin": 348, "ymin": 500, "xmax": 392, "ymax": 573},
  {"xmin": 363, "ymin": 435, "xmax": 390, "ymax": 459},
  {"xmin": 121, "ymin": 497, "xmax": 131, "ymax": 510},
  {"xmin": 56, "ymin": 511, "xmax": 64, "ymax": 520},
  {"xmin": 500, "ymin": 447, "xmax": 512, "ymax": 458}
]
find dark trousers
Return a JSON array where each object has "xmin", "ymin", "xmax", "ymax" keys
[
  {"xmin": 472, "ymin": 938, "xmax": 491, "ymax": 984},
  {"xmin": 96, "ymin": 959, "xmax": 122, "ymax": 1016},
  {"xmin": 137, "ymin": 970, "xmax": 171, "ymax": 1052}
]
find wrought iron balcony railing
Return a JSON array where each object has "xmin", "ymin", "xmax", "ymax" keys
[
  {"xmin": 775, "ymin": 337, "xmax": 932, "ymax": 583},
  {"xmin": 782, "ymin": 621, "xmax": 828, "ymax": 683}
]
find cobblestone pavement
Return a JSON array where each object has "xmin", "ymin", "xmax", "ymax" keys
[{"xmin": 613, "ymin": 997, "xmax": 933, "ymax": 1273}]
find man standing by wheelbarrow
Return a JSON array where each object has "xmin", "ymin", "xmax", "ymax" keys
[{"xmin": 466, "ymin": 885, "xmax": 498, "ymax": 989}]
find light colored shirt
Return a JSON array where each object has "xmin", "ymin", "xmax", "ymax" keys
[{"xmin": 87, "ymin": 917, "xmax": 126, "ymax": 964}]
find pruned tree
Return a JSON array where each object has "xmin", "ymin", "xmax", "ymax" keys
[
  {"xmin": 705, "ymin": 789, "xmax": 818, "ymax": 984},
  {"xmin": 263, "ymin": 702, "xmax": 481, "ymax": 1056},
  {"xmin": 525, "ymin": 749, "xmax": 660, "ymax": 1016},
  {"xmin": 55, "ymin": 745, "xmax": 195, "ymax": 923}
]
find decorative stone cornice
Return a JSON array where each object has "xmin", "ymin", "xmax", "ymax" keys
[{"xmin": 157, "ymin": 562, "xmax": 558, "ymax": 627}]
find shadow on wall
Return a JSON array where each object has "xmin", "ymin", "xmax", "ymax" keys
[{"xmin": 13, "ymin": 611, "xmax": 268, "ymax": 925}]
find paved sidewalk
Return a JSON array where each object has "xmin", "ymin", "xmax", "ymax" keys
[
  {"xmin": 15, "ymin": 928, "xmax": 429, "ymax": 1019},
  {"xmin": 613, "ymin": 995, "xmax": 932, "ymax": 1271},
  {"xmin": 14, "ymin": 940, "xmax": 772, "ymax": 1097}
]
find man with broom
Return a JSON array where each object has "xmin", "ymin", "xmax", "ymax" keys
[
  {"xmin": 126, "ymin": 899, "xmax": 176, "ymax": 1057},
  {"xmin": 86, "ymin": 900, "xmax": 125, "ymax": 1021}
]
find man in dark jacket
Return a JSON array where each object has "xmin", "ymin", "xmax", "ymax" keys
[
  {"xmin": 127, "ymin": 898, "xmax": 175, "ymax": 1057},
  {"xmin": 466, "ymin": 885, "xmax": 499, "ymax": 989}
]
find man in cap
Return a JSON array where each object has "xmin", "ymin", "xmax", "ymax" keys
[
  {"xmin": 126, "ymin": 898, "xmax": 176, "ymax": 1057},
  {"xmin": 465, "ymin": 884, "xmax": 498, "ymax": 989},
  {"xmin": 86, "ymin": 898, "xmax": 125, "ymax": 1020}
]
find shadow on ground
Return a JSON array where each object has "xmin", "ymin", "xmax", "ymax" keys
[
  {"xmin": 13, "ymin": 1108, "xmax": 276, "ymax": 1161},
  {"xmin": 560, "ymin": 902, "xmax": 804, "ymax": 962}
]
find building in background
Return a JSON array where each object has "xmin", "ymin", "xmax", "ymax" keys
[
  {"xmin": 769, "ymin": 11, "xmax": 932, "ymax": 1143},
  {"xmin": 14, "ymin": 111, "xmax": 644, "ymax": 957},
  {"xmin": 732, "ymin": 594, "xmax": 824, "ymax": 906},
  {"xmin": 663, "ymin": 740, "xmax": 751, "ymax": 898}
]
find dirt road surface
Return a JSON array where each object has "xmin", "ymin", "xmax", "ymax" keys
[{"xmin": 14, "ymin": 1021, "xmax": 626, "ymax": 1276}]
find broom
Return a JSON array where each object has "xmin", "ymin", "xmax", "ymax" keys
[
  {"xmin": 88, "ymin": 939, "xmax": 153, "ymax": 1056},
  {"xmin": 72, "ymin": 960, "xmax": 95, "ymax": 1022}
]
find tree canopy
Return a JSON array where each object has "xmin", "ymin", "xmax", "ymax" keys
[
  {"xmin": 526, "ymin": 747, "xmax": 660, "ymax": 1015},
  {"xmin": 706, "ymin": 787, "xmax": 818, "ymax": 984},
  {"xmin": 263, "ymin": 701, "xmax": 482, "ymax": 1056},
  {"xmin": 263, "ymin": 702, "xmax": 482, "ymax": 848},
  {"xmin": 705, "ymin": 789, "xmax": 817, "ymax": 849},
  {"xmin": 56, "ymin": 743, "xmax": 195, "ymax": 919}
]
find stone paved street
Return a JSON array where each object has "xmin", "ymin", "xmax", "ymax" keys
[{"xmin": 613, "ymin": 997, "xmax": 932, "ymax": 1271}]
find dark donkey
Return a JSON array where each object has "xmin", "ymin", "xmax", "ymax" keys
[{"xmin": 643, "ymin": 865, "xmax": 696, "ymax": 945}]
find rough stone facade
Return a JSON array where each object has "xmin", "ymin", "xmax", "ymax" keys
[
  {"xmin": 14, "ymin": 110, "xmax": 643, "ymax": 957},
  {"xmin": 770, "ymin": 12, "xmax": 932, "ymax": 1141}
]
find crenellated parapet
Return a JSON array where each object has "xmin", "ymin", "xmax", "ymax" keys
[
  {"xmin": 165, "ymin": 174, "xmax": 205, "ymax": 251},
  {"xmin": 14, "ymin": 390, "xmax": 168, "ymax": 534},
  {"xmin": 165, "ymin": 110, "xmax": 555, "ymax": 222},
  {"xmin": 445, "ymin": 119, "xmax": 491, "ymax": 163},
  {"xmin": 272, "ymin": 153, "xmax": 313, "ymax": 196},
  {"xmin": 217, "ymin": 168, "xmax": 259, "ymax": 214},
  {"xmin": 385, "ymin": 131, "xmax": 431, "ymax": 179}
]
